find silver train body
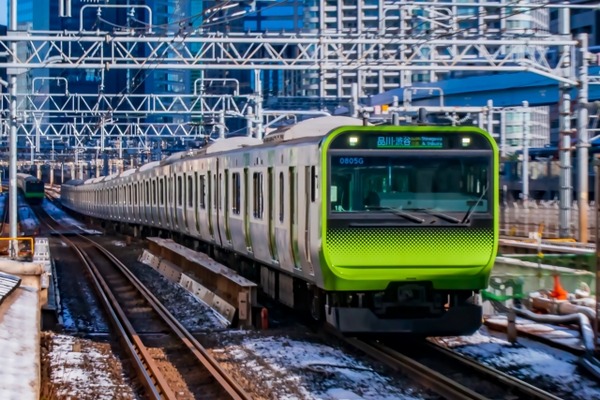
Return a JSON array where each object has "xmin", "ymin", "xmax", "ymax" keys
[
  {"xmin": 62, "ymin": 117, "xmax": 359, "ymax": 311},
  {"xmin": 62, "ymin": 116, "xmax": 496, "ymax": 335}
]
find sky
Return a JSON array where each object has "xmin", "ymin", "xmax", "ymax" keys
[{"xmin": 0, "ymin": 1, "xmax": 5, "ymax": 26}]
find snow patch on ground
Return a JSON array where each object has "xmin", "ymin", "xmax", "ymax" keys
[
  {"xmin": 42, "ymin": 333, "xmax": 137, "ymax": 400},
  {"xmin": 211, "ymin": 332, "xmax": 425, "ymax": 400}
]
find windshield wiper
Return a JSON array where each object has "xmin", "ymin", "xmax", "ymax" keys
[
  {"xmin": 365, "ymin": 206, "xmax": 424, "ymax": 224},
  {"xmin": 461, "ymin": 185, "xmax": 489, "ymax": 224},
  {"xmin": 408, "ymin": 208, "xmax": 461, "ymax": 224}
]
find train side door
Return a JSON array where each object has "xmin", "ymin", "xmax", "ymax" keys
[
  {"xmin": 274, "ymin": 168, "xmax": 294, "ymax": 272},
  {"xmin": 290, "ymin": 166, "xmax": 301, "ymax": 269},
  {"xmin": 207, "ymin": 171, "xmax": 215, "ymax": 241},
  {"xmin": 212, "ymin": 161, "xmax": 222, "ymax": 247},
  {"xmin": 267, "ymin": 167, "xmax": 278, "ymax": 262}
]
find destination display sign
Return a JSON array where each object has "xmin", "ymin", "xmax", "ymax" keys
[
  {"xmin": 328, "ymin": 130, "xmax": 491, "ymax": 150},
  {"xmin": 375, "ymin": 135, "xmax": 444, "ymax": 149}
]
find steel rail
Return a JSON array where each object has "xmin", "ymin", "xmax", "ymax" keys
[
  {"xmin": 62, "ymin": 234, "xmax": 169, "ymax": 399},
  {"xmin": 79, "ymin": 235, "xmax": 251, "ymax": 400},
  {"xmin": 345, "ymin": 337, "xmax": 487, "ymax": 400},
  {"xmin": 41, "ymin": 208, "xmax": 248, "ymax": 399},
  {"xmin": 424, "ymin": 341, "xmax": 563, "ymax": 400}
]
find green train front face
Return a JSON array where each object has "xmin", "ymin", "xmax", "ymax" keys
[{"xmin": 320, "ymin": 125, "xmax": 499, "ymax": 293}]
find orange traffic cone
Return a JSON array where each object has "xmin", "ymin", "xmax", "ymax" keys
[{"xmin": 550, "ymin": 275, "xmax": 568, "ymax": 300}]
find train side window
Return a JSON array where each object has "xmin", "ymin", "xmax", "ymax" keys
[
  {"xmin": 214, "ymin": 174, "xmax": 219, "ymax": 210},
  {"xmin": 188, "ymin": 174, "xmax": 193, "ymax": 208},
  {"xmin": 134, "ymin": 185, "xmax": 138, "ymax": 205},
  {"xmin": 152, "ymin": 180, "xmax": 157, "ymax": 205},
  {"xmin": 279, "ymin": 171, "xmax": 284, "ymax": 222},
  {"xmin": 253, "ymin": 171, "xmax": 263, "ymax": 219},
  {"xmin": 159, "ymin": 179, "xmax": 164, "ymax": 205},
  {"xmin": 232, "ymin": 172, "xmax": 241, "ymax": 215},
  {"xmin": 178, "ymin": 175, "xmax": 184, "ymax": 207},
  {"xmin": 200, "ymin": 175, "xmax": 206, "ymax": 209},
  {"xmin": 311, "ymin": 165, "xmax": 317, "ymax": 202}
]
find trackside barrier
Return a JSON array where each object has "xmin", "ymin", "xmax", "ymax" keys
[
  {"xmin": 0, "ymin": 237, "xmax": 35, "ymax": 259},
  {"xmin": 141, "ymin": 238, "xmax": 257, "ymax": 327}
]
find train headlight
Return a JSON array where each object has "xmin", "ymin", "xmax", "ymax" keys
[
  {"xmin": 461, "ymin": 137, "xmax": 471, "ymax": 147},
  {"xmin": 348, "ymin": 136, "xmax": 359, "ymax": 146}
]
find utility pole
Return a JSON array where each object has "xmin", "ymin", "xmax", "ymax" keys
[
  {"xmin": 521, "ymin": 101, "xmax": 530, "ymax": 206},
  {"xmin": 558, "ymin": 4, "xmax": 573, "ymax": 238},
  {"xmin": 8, "ymin": 0, "xmax": 18, "ymax": 258},
  {"xmin": 576, "ymin": 33, "xmax": 590, "ymax": 243}
]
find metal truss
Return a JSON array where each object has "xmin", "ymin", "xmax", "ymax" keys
[
  {"xmin": 1, "ymin": 0, "xmax": 596, "ymax": 163},
  {"xmin": 5, "ymin": 121, "xmax": 202, "ymax": 139},
  {"xmin": 0, "ymin": 33, "xmax": 578, "ymax": 84},
  {"xmin": 1, "ymin": 92, "xmax": 255, "ymax": 118}
]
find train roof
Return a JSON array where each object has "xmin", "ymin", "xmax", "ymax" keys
[
  {"xmin": 263, "ymin": 116, "xmax": 366, "ymax": 143},
  {"xmin": 63, "ymin": 179, "xmax": 86, "ymax": 186},
  {"xmin": 206, "ymin": 136, "xmax": 263, "ymax": 154},
  {"xmin": 138, "ymin": 160, "xmax": 161, "ymax": 172},
  {"xmin": 17, "ymin": 173, "xmax": 41, "ymax": 182},
  {"xmin": 68, "ymin": 117, "xmax": 371, "ymax": 186},
  {"xmin": 120, "ymin": 168, "xmax": 137, "ymax": 178}
]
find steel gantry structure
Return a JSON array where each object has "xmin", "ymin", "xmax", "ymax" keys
[{"xmin": 1, "ymin": 0, "xmax": 599, "ymax": 245}]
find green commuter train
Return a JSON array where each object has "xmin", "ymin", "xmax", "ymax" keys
[
  {"xmin": 61, "ymin": 116, "xmax": 498, "ymax": 336},
  {"xmin": 17, "ymin": 173, "xmax": 45, "ymax": 205}
]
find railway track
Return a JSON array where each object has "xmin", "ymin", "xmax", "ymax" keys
[
  {"xmin": 346, "ymin": 337, "xmax": 561, "ymax": 400},
  {"xmin": 39, "ymin": 208, "xmax": 251, "ymax": 400}
]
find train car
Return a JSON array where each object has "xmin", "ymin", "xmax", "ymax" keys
[
  {"xmin": 17, "ymin": 173, "xmax": 45, "ymax": 205},
  {"xmin": 61, "ymin": 116, "xmax": 499, "ymax": 336}
]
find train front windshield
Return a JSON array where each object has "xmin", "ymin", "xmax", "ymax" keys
[{"xmin": 329, "ymin": 152, "xmax": 491, "ymax": 217}]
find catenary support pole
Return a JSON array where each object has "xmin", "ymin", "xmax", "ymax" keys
[
  {"xmin": 8, "ymin": 0, "xmax": 18, "ymax": 258},
  {"xmin": 521, "ymin": 101, "xmax": 530, "ymax": 205},
  {"xmin": 558, "ymin": 3, "xmax": 572, "ymax": 238},
  {"xmin": 576, "ymin": 33, "xmax": 590, "ymax": 243}
]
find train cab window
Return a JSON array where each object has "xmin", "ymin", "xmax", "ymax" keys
[
  {"xmin": 200, "ymin": 175, "xmax": 206, "ymax": 209},
  {"xmin": 232, "ymin": 172, "xmax": 241, "ymax": 215},
  {"xmin": 330, "ymin": 155, "xmax": 490, "ymax": 214},
  {"xmin": 253, "ymin": 172, "xmax": 264, "ymax": 219},
  {"xmin": 187, "ymin": 175, "xmax": 193, "ymax": 208}
]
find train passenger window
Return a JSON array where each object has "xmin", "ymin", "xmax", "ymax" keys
[
  {"xmin": 232, "ymin": 172, "xmax": 241, "ymax": 215},
  {"xmin": 311, "ymin": 166, "xmax": 317, "ymax": 202},
  {"xmin": 166, "ymin": 178, "xmax": 170, "ymax": 205},
  {"xmin": 187, "ymin": 175, "xmax": 193, "ymax": 208},
  {"xmin": 214, "ymin": 174, "xmax": 218, "ymax": 210},
  {"xmin": 200, "ymin": 175, "xmax": 206, "ymax": 209},
  {"xmin": 279, "ymin": 172, "xmax": 284, "ymax": 222},
  {"xmin": 178, "ymin": 175, "xmax": 183, "ymax": 207},
  {"xmin": 152, "ymin": 181, "xmax": 157, "ymax": 205},
  {"xmin": 134, "ymin": 185, "xmax": 138, "ymax": 205},
  {"xmin": 253, "ymin": 172, "xmax": 263, "ymax": 219},
  {"xmin": 145, "ymin": 182, "xmax": 149, "ymax": 205},
  {"xmin": 160, "ymin": 179, "xmax": 164, "ymax": 205}
]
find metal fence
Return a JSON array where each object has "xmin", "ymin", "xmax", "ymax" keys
[{"xmin": 500, "ymin": 201, "xmax": 598, "ymax": 242}]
